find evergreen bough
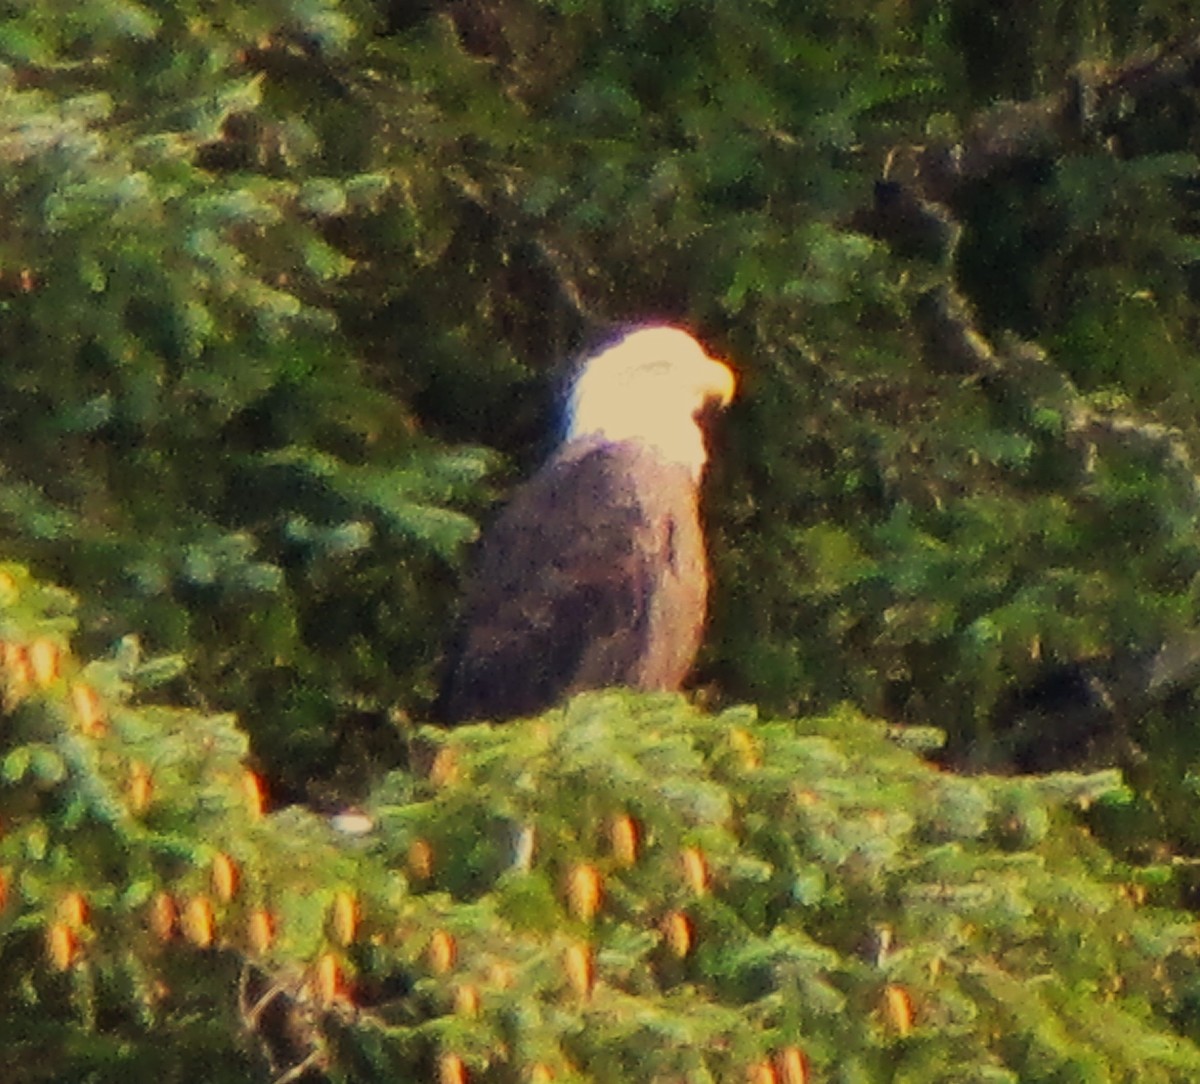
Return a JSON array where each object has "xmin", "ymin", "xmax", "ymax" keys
[{"xmin": 2, "ymin": 564, "xmax": 1200, "ymax": 1082}]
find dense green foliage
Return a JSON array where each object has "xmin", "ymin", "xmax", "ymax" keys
[
  {"xmin": 1, "ymin": 0, "xmax": 1197, "ymax": 799},
  {"xmin": 3, "ymin": 573, "xmax": 1200, "ymax": 1083},
  {"xmin": 3, "ymin": 0, "xmax": 1200, "ymax": 1078}
]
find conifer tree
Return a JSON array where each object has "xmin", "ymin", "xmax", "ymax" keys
[
  {"xmin": 3, "ymin": 1, "xmax": 1200, "ymax": 1080},
  {"xmin": 4, "ymin": 562, "xmax": 1200, "ymax": 1082}
]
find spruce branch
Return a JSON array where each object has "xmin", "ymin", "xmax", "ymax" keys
[{"xmin": 889, "ymin": 34, "xmax": 1200, "ymax": 207}]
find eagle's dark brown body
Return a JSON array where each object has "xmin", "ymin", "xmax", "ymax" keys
[{"xmin": 437, "ymin": 437, "xmax": 708, "ymax": 724}]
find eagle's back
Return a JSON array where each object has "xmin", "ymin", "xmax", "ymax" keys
[{"xmin": 436, "ymin": 438, "xmax": 707, "ymax": 723}]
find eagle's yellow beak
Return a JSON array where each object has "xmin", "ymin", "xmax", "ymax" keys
[{"xmin": 701, "ymin": 354, "xmax": 737, "ymax": 409}]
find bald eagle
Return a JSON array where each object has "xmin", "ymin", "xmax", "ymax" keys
[{"xmin": 437, "ymin": 325, "xmax": 736, "ymax": 724}]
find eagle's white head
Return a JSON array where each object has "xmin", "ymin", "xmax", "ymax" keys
[{"xmin": 563, "ymin": 325, "xmax": 736, "ymax": 479}]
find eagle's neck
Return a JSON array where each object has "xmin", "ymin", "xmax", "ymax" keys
[{"xmin": 563, "ymin": 409, "xmax": 707, "ymax": 481}]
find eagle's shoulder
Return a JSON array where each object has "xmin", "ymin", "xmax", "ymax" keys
[{"xmin": 436, "ymin": 438, "xmax": 699, "ymax": 723}]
